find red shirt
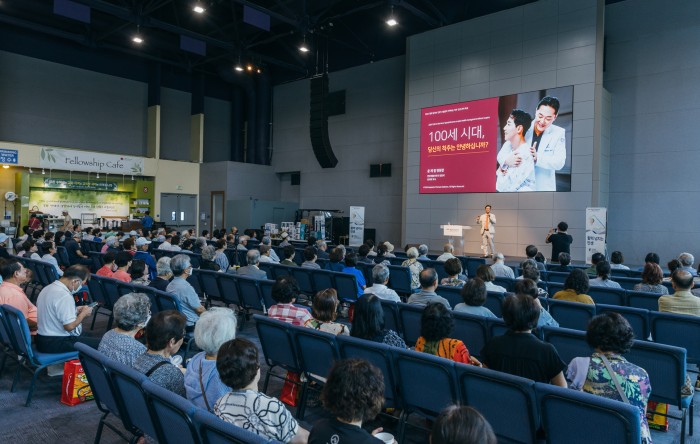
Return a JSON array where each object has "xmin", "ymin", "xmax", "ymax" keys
[
  {"xmin": 96, "ymin": 265, "xmax": 114, "ymax": 278},
  {"xmin": 111, "ymin": 270, "xmax": 132, "ymax": 283}
]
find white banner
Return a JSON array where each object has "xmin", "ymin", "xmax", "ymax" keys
[
  {"xmin": 29, "ymin": 189, "xmax": 130, "ymax": 218},
  {"xmin": 585, "ymin": 207, "xmax": 607, "ymax": 264},
  {"xmin": 39, "ymin": 147, "xmax": 145, "ymax": 175},
  {"xmin": 349, "ymin": 206, "xmax": 365, "ymax": 247}
]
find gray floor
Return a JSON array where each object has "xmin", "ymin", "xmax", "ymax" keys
[{"xmin": 0, "ymin": 312, "xmax": 696, "ymax": 444}]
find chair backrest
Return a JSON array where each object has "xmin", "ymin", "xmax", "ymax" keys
[
  {"xmin": 379, "ymin": 299, "xmax": 402, "ymax": 337},
  {"xmin": 650, "ymin": 311, "xmax": 700, "ymax": 364},
  {"xmin": 87, "ymin": 276, "xmax": 107, "ymax": 305},
  {"xmin": 541, "ymin": 326, "xmax": 592, "ymax": 364},
  {"xmin": 56, "ymin": 246, "xmax": 71, "ymax": 267},
  {"xmin": 2, "ymin": 304, "xmax": 37, "ymax": 363},
  {"xmin": 487, "ymin": 318, "xmax": 510, "ymax": 338},
  {"xmin": 142, "ymin": 379, "xmax": 201, "ymax": 444},
  {"xmin": 356, "ymin": 262, "xmax": 374, "ymax": 287},
  {"xmin": 290, "ymin": 267, "xmax": 315, "ymax": 296},
  {"xmin": 535, "ymin": 382, "xmax": 641, "ymax": 444},
  {"xmin": 613, "ymin": 276, "xmax": 642, "ymax": 290},
  {"xmin": 596, "ymin": 304, "xmax": 650, "ymax": 340},
  {"xmin": 435, "ymin": 286, "xmax": 462, "ymax": 309},
  {"xmin": 258, "ymin": 262, "xmax": 275, "ymax": 279},
  {"xmin": 258, "ymin": 279, "xmax": 276, "ymax": 310},
  {"xmin": 99, "ymin": 276, "xmax": 122, "ymax": 310},
  {"xmin": 75, "ymin": 343, "xmax": 122, "ymax": 420},
  {"xmin": 333, "ymin": 272, "xmax": 360, "ymax": 302},
  {"xmin": 187, "ymin": 273, "xmax": 203, "ymax": 296},
  {"xmin": 116, "ymin": 281, "xmax": 137, "ymax": 296},
  {"xmin": 196, "ymin": 269, "xmax": 223, "ymax": 301},
  {"xmin": 587, "ymin": 286, "xmax": 626, "ymax": 306},
  {"xmin": 397, "ymin": 302, "xmax": 424, "ymax": 346},
  {"xmin": 253, "ymin": 315, "xmax": 301, "ymax": 373},
  {"xmin": 546, "ymin": 282, "xmax": 565, "ymax": 295},
  {"xmin": 626, "ymin": 338, "xmax": 688, "ymax": 406},
  {"xmin": 457, "ymin": 363, "xmax": 539, "ymax": 444},
  {"xmin": 451, "ymin": 312, "xmax": 490, "ymax": 358},
  {"xmin": 465, "ymin": 257, "xmax": 486, "ymax": 279},
  {"xmin": 547, "ymin": 299, "xmax": 596, "ymax": 331},
  {"xmin": 484, "ymin": 291, "xmax": 505, "ymax": 318},
  {"xmin": 387, "ymin": 265, "xmax": 412, "ymax": 295},
  {"xmin": 0, "ymin": 306, "xmax": 15, "ymax": 350},
  {"xmin": 237, "ymin": 277, "xmax": 265, "ymax": 312},
  {"xmin": 217, "ymin": 273, "xmax": 243, "ymax": 307},
  {"xmin": 193, "ymin": 408, "xmax": 279, "ymax": 444},
  {"xmin": 546, "ymin": 271, "xmax": 570, "ymax": 284},
  {"xmin": 310, "ymin": 269, "xmax": 335, "ymax": 295},
  {"xmin": 395, "ymin": 349, "xmax": 459, "ymax": 419},
  {"xmin": 626, "ymin": 291, "xmax": 661, "ymax": 311},
  {"xmin": 336, "ymin": 335, "xmax": 401, "ymax": 409},
  {"xmin": 292, "ymin": 327, "xmax": 340, "ymax": 381},
  {"xmin": 493, "ymin": 276, "xmax": 515, "ymax": 292},
  {"xmin": 151, "ymin": 288, "xmax": 183, "ymax": 312},
  {"xmin": 105, "ymin": 357, "xmax": 160, "ymax": 439}
]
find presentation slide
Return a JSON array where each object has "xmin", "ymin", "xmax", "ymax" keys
[{"xmin": 419, "ymin": 86, "xmax": 573, "ymax": 194}]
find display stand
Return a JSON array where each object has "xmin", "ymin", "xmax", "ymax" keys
[{"xmin": 439, "ymin": 224, "xmax": 472, "ymax": 255}]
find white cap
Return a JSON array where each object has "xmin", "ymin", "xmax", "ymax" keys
[
  {"xmin": 0, "ymin": 233, "xmax": 8, "ymax": 243},
  {"xmin": 280, "ymin": 232, "xmax": 289, "ymax": 239},
  {"xmin": 129, "ymin": 230, "xmax": 138, "ymax": 236},
  {"xmin": 135, "ymin": 237, "xmax": 151, "ymax": 247}
]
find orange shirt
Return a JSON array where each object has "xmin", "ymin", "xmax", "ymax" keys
[
  {"xmin": 111, "ymin": 270, "xmax": 132, "ymax": 283},
  {"xmin": 96, "ymin": 265, "xmax": 114, "ymax": 278},
  {"xmin": 0, "ymin": 282, "xmax": 38, "ymax": 334}
]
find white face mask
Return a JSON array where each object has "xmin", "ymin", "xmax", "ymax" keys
[
  {"xmin": 139, "ymin": 314, "xmax": 151, "ymax": 329},
  {"xmin": 70, "ymin": 280, "xmax": 83, "ymax": 295}
]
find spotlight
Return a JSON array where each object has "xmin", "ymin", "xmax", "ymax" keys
[
  {"xmin": 132, "ymin": 35, "xmax": 143, "ymax": 44},
  {"xmin": 256, "ymin": 68, "xmax": 262, "ymax": 74},
  {"xmin": 42, "ymin": 168, "xmax": 46, "ymax": 175},
  {"xmin": 386, "ymin": 6, "xmax": 398, "ymax": 26},
  {"xmin": 193, "ymin": 2, "xmax": 205, "ymax": 14},
  {"xmin": 246, "ymin": 64, "xmax": 253, "ymax": 71},
  {"xmin": 234, "ymin": 64, "xmax": 244, "ymax": 72},
  {"xmin": 299, "ymin": 35, "xmax": 309, "ymax": 53},
  {"xmin": 2, "ymin": 165, "xmax": 9, "ymax": 169}
]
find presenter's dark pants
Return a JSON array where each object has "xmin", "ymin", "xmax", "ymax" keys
[{"xmin": 36, "ymin": 334, "xmax": 101, "ymax": 353}]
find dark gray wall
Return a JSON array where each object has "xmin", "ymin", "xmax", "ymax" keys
[
  {"xmin": 160, "ymin": 87, "xmax": 191, "ymax": 161},
  {"xmin": 203, "ymin": 97, "xmax": 232, "ymax": 162}
]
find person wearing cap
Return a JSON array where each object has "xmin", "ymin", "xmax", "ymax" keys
[
  {"xmin": 0, "ymin": 233, "xmax": 10, "ymax": 259},
  {"xmin": 135, "ymin": 237, "xmax": 157, "ymax": 281},
  {"xmin": 279, "ymin": 231, "xmax": 291, "ymax": 247},
  {"xmin": 60, "ymin": 210, "xmax": 72, "ymax": 231},
  {"xmin": 101, "ymin": 235, "xmax": 120, "ymax": 253},
  {"xmin": 261, "ymin": 236, "xmax": 280, "ymax": 263}
]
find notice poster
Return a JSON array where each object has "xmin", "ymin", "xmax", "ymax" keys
[
  {"xmin": 29, "ymin": 189, "xmax": 130, "ymax": 218},
  {"xmin": 349, "ymin": 206, "xmax": 365, "ymax": 247},
  {"xmin": 585, "ymin": 207, "xmax": 607, "ymax": 264},
  {"xmin": 419, "ymin": 86, "xmax": 573, "ymax": 193}
]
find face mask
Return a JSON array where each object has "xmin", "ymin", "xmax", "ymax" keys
[
  {"xmin": 70, "ymin": 280, "xmax": 82, "ymax": 295},
  {"xmin": 139, "ymin": 314, "xmax": 152, "ymax": 329}
]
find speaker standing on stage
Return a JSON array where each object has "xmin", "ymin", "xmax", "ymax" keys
[{"xmin": 476, "ymin": 205, "xmax": 496, "ymax": 258}]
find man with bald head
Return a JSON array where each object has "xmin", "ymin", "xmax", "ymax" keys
[{"xmin": 658, "ymin": 270, "xmax": 700, "ymax": 316}]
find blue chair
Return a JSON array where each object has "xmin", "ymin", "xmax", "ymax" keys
[
  {"xmin": 356, "ymin": 262, "xmax": 374, "ymax": 287},
  {"xmin": 88, "ymin": 276, "xmax": 111, "ymax": 330},
  {"xmin": 546, "ymin": 299, "xmax": 595, "ymax": 331},
  {"xmin": 465, "ymin": 257, "xmax": 486, "ymax": 279},
  {"xmin": 627, "ymin": 291, "xmax": 662, "ymax": 311},
  {"xmin": 541, "ymin": 326, "xmax": 591, "ymax": 364},
  {"xmin": 56, "ymin": 246, "xmax": 71, "ymax": 268},
  {"xmin": 142, "ymin": 379, "xmax": 201, "ymax": 444},
  {"xmin": 290, "ymin": 267, "xmax": 315, "ymax": 297},
  {"xmin": 253, "ymin": 315, "xmax": 304, "ymax": 395},
  {"xmin": 395, "ymin": 349, "xmax": 459, "ymax": 441},
  {"xmin": 258, "ymin": 262, "xmax": 275, "ymax": 279},
  {"xmin": 546, "ymin": 282, "xmax": 565, "ymax": 295},
  {"xmin": 0, "ymin": 306, "xmax": 18, "ymax": 376},
  {"xmin": 650, "ymin": 311, "xmax": 700, "ymax": 364},
  {"xmin": 435, "ymin": 286, "xmax": 462, "ymax": 308},
  {"xmin": 237, "ymin": 277, "xmax": 266, "ymax": 313},
  {"xmin": 546, "ymin": 271, "xmax": 570, "ymax": 284},
  {"xmin": 193, "ymin": 408, "xmax": 281, "ymax": 444},
  {"xmin": 536, "ymin": 382, "xmax": 641, "ymax": 444},
  {"xmin": 493, "ymin": 276, "xmax": 515, "ymax": 292},
  {"xmin": 451, "ymin": 312, "xmax": 489, "ymax": 359},
  {"xmin": 152, "ymin": 288, "xmax": 183, "ymax": 312},
  {"xmin": 293, "ymin": 327, "xmax": 340, "ymax": 419},
  {"xmin": 99, "ymin": 276, "xmax": 123, "ymax": 330},
  {"xmin": 217, "ymin": 273, "xmax": 244, "ymax": 308},
  {"xmin": 614, "ymin": 276, "xmax": 643, "ymax": 290},
  {"xmin": 2, "ymin": 305, "xmax": 79, "ymax": 406},
  {"xmin": 597, "ymin": 304, "xmax": 650, "ymax": 340},
  {"xmin": 379, "ymin": 299, "xmax": 402, "ymax": 338},
  {"xmin": 587, "ymin": 286, "xmax": 626, "ymax": 306},
  {"xmin": 337, "ymin": 335, "xmax": 401, "ymax": 410},
  {"xmin": 187, "ymin": 272, "xmax": 203, "ymax": 297},
  {"xmin": 75, "ymin": 343, "xmax": 137, "ymax": 443},
  {"xmin": 387, "ymin": 265, "xmax": 413, "ymax": 296},
  {"xmin": 196, "ymin": 269, "xmax": 224, "ymax": 304},
  {"xmin": 457, "ymin": 363, "xmax": 539, "ymax": 444},
  {"xmin": 484, "ymin": 291, "xmax": 505, "ymax": 318},
  {"xmin": 259, "ymin": 279, "xmax": 276, "ymax": 310},
  {"xmin": 486, "ymin": 317, "xmax": 510, "ymax": 338},
  {"xmin": 310, "ymin": 269, "xmax": 334, "ymax": 295},
  {"xmin": 397, "ymin": 302, "xmax": 423, "ymax": 346}
]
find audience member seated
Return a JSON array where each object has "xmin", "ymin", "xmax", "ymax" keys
[
  {"xmin": 134, "ymin": 237, "xmax": 156, "ymax": 280},
  {"xmin": 0, "ymin": 258, "xmax": 38, "ymax": 333},
  {"xmin": 215, "ymin": 338, "xmax": 310, "ymax": 443},
  {"xmin": 480, "ymin": 294, "xmax": 567, "ymax": 386},
  {"xmin": 18, "ymin": 239, "xmax": 40, "ymax": 260},
  {"xmin": 185, "ymin": 307, "xmax": 237, "ymax": 411},
  {"xmin": 549, "ymin": 252, "xmax": 572, "ymax": 272},
  {"xmin": 436, "ymin": 243, "xmax": 457, "ymax": 262},
  {"xmin": 40, "ymin": 241, "xmax": 63, "ymax": 277},
  {"xmin": 407, "ymin": 268, "xmax": 451, "ymax": 309},
  {"xmin": 211, "ymin": 239, "xmax": 229, "ymax": 270},
  {"xmin": 234, "ymin": 250, "xmax": 267, "ymax": 280},
  {"xmin": 327, "ymin": 247, "xmax": 345, "ymax": 272},
  {"xmin": 192, "ymin": 237, "xmax": 206, "ymax": 255},
  {"xmin": 365, "ymin": 239, "xmax": 376, "ymax": 257},
  {"xmin": 357, "ymin": 244, "xmax": 373, "ymax": 264},
  {"xmin": 401, "ymin": 247, "xmax": 424, "ymax": 291},
  {"xmin": 199, "ymin": 245, "xmax": 221, "ymax": 271},
  {"xmin": 440, "ymin": 258, "xmax": 466, "ymax": 287},
  {"xmin": 418, "ymin": 244, "xmax": 430, "ymax": 260},
  {"xmin": 476, "ymin": 264, "xmax": 506, "ymax": 293},
  {"xmin": 342, "ymin": 253, "xmax": 367, "ymax": 296},
  {"xmin": 490, "ymin": 252, "xmax": 515, "ymax": 278},
  {"xmin": 170, "ymin": 235, "xmax": 182, "ymax": 252},
  {"xmin": 609, "ymin": 251, "xmax": 629, "ymax": 270},
  {"xmin": 383, "ymin": 242, "xmax": 396, "ymax": 258},
  {"xmin": 101, "ymin": 236, "xmax": 120, "ymax": 253},
  {"xmin": 545, "ymin": 221, "xmax": 573, "ymax": 262},
  {"xmin": 258, "ymin": 245, "xmax": 275, "ymax": 263},
  {"xmin": 98, "ymin": 292, "xmax": 149, "ymax": 366},
  {"xmin": 64, "ymin": 232, "xmax": 91, "ymax": 266},
  {"xmin": 589, "ymin": 261, "xmax": 622, "ymax": 289},
  {"xmin": 261, "ymin": 236, "xmax": 279, "ymax": 263},
  {"xmin": 149, "ymin": 256, "xmax": 173, "ymax": 291},
  {"xmin": 132, "ymin": 310, "xmax": 187, "ymax": 397},
  {"xmin": 552, "ymin": 269, "xmax": 594, "ymax": 304},
  {"xmin": 679, "ymin": 252, "xmax": 698, "ymax": 276},
  {"xmin": 109, "ymin": 252, "xmax": 132, "ymax": 283},
  {"xmin": 129, "ymin": 259, "xmax": 150, "ymax": 286},
  {"xmin": 315, "ymin": 240, "xmax": 330, "ymax": 260},
  {"xmin": 280, "ymin": 245, "xmax": 297, "ymax": 266},
  {"xmin": 351, "ymin": 294, "xmax": 406, "ymax": 348},
  {"xmin": 158, "ymin": 234, "xmax": 174, "ymax": 251},
  {"xmin": 416, "ymin": 302, "xmax": 482, "ymax": 366},
  {"xmin": 36, "ymin": 265, "xmax": 99, "ymax": 352},
  {"xmin": 278, "ymin": 231, "xmax": 291, "ymax": 247},
  {"xmin": 362, "ymin": 264, "xmax": 400, "ymax": 302},
  {"xmin": 586, "ymin": 252, "xmax": 605, "ymax": 274},
  {"xmin": 515, "ymin": 279, "xmax": 558, "ymax": 328},
  {"xmin": 658, "ymin": 270, "xmax": 700, "ymax": 316},
  {"xmin": 268, "ymin": 276, "xmax": 311, "ymax": 326},
  {"xmin": 454, "ymin": 278, "xmax": 497, "ymax": 318},
  {"xmin": 518, "ymin": 263, "xmax": 548, "ymax": 297},
  {"xmin": 122, "ymin": 237, "xmax": 137, "ymax": 256},
  {"xmin": 166, "ymin": 254, "xmax": 205, "ymax": 327},
  {"xmin": 304, "ymin": 288, "xmax": 349, "ymax": 335},
  {"xmin": 525, "ymin": 245, "xmax": 545, "ymax": 271},
  {"xmin": 301, "ymin": 246, "xmax": 321, "ymax": 269},
  {"xmin": 566, "ymin": 313, "xmax": 652, "ymax": 443},
  {"xmin": 664, "ymin": 259, "xmax": 681, "ymax": 282},
  {"xmin": 372, "ymin": 243, "xmax": 391, "ymax": 266},
  {"xmin": 633, "ymin": 263, "xmax": 669, "ymax": 295},
  {"xmin": 181, "ymin": 238, "xmax": 195, "ymax": 253},
  {"xmin": 236, "ymin": 235, "xmax": 249, "ymax": 251},
  {"xmin": 309, "ymin": 359, "xmax": 390, "ymax": 444},
  {"xmin": 431, "ymin": 405, "xmax": 497, "ymax": 444}
]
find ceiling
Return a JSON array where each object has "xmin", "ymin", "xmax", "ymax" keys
[{"xmin": 0, "ymin": 1, "xmax": 626, "ymax": 86}]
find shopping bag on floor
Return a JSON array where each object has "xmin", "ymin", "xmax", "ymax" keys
[
  {"xmin": 646, "ymin": 401, "xmax": 669, "ymax": 432},
  {"xmin": 60, "ymin": 359, "xmax": 94, "ymax": 406},
  {"xmin": 279, "ymin": 371, "xmax": 301, "ymax": 406}
]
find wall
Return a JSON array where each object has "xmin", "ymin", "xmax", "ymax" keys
[
  {"xmin": 203, "ymin": 97, "xmax": 232, "ymax": 162},
  {"xmin": 160, "ymin": 87, "xmax": 192, "ymax": 161},
  {"xmin": 604, "ymin": 0, "xmax": 700, "ymax": 263},
  {"xmin": 271, "ymin": 56, "xmax": 406, "ymax": 245},
  {"xmin": 0, "ymin": 51, "xmax": 147, "ymax": 156},
  {"xmin": 403, "ymin": 0, "xmax": 604, "ymax": 260}
]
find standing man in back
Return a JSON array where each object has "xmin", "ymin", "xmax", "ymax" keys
[{"xmin": 476, "ymin": 205, "xmax": 496, "ymax": 258}]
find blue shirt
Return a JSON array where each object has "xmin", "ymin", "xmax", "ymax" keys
[
  {"xmin": 141, "ymin": 215, "xmax": 154, "ymax": 229},
  {"xmin": 341, "ymin": 266, "xmax": 366, "ymax": 296},
  {"xmin": 134, "ymin": 250, "xmax": 157, "ymax": 281},
  {"xmin": 184, "ymin": 352, "xmax": 230, "ymax": 411},
  {"xmin": 166, "ymin": 277, "xmax": 201, "ymax": 325}
]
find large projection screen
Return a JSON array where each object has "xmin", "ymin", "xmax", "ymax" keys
[{"xmin": 419, "ymin": 86, "xmax": 573, "ymax": 193}]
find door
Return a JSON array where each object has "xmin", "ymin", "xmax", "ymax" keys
[
  {"xmin": 211, "ymin": 191, "xmax": 225, "ymax": 233},
  {"xmin": 160, "ymin": 193, "xmax": 198, "ymax": 232}
]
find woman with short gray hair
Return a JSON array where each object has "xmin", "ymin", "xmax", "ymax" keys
[
  {"xmin": 149, "ymin": 256, "xmax": 172, "ymax": 291},
  {"xmin": 199, "ymin": 245, "xmax": 221, "ymax": 272},
  {"xmin": 184, "ymin": 307, "xmax": 237, "ymax": 410},
  {"xmin": 98, "ymin": 292, "xmax": 150, "ymax": 366}
]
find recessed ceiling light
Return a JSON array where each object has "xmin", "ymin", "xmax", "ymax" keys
[
  {"xmin": 193, "ymin": 5, "xmax": 205, "ymax": 14},
  {"xmin": 234, "ymin": 64, "xmax": 244, "ymax": 72},
  {"xmin": 133, "ymin": 35, "xmax": 143, "ymax": 44},
  {"xmin": 386, "ymin": 18, "xmax": 398, "ymax": 26}
]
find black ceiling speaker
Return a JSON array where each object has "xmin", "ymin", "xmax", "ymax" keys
[{"xmin": 309, "ymin": 73, "xmax": 338, "ymax": 168}]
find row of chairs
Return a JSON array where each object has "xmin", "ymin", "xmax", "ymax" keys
[
  {"xmin": 12, "ymin": 255, "xmax": 60, "ymax": 300},
  {"xmin": 254, "ymin": 314, "xmax": 644, "ymax": 444},
  {"xmin": 76, "ymin": 343, "xmax": 281, "ymax": 444},
  {"xmin": 533, "ymin": 272, "xmax": 673, "ymax": 291},
  {"xmin": 249, "ymin": 263, "xmax": 360, "ymax": 302}
]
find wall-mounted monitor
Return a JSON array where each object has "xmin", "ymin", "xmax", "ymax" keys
[{"xmin": 419, "ymin": 86, "xmax": 573, "ymax": 193}]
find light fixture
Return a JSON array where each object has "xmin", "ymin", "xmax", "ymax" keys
[
  {"xmin": 193, "ymin": 2, "xmax": 206, "ymax": 14},
  {"xmin": 246, "ymin": 64, "xmax": 253, "ymax": 72},
  {"xmin": 131, "ymin": 175, "xmax": 135, "ymax": 181},
  {"xmin": 256, "ymin": 68, "xmax": 262, "ymax": 74},
  {"xmin": 2, "ymin": 165, "xmax": 9, "ymax": 169},
  {"xmin": 234, "ymin": 55, "xmax": 244, "ymax": 72},
  {"xmin": 96, "ymin": 172, "xmax": 100, "ymax": 179},
  {"xmin": 28, "ymin": 167, "xmax": 33, "ymax": 174},
  {"xmin": 299, "ymin": 35, "xmax": 309, "ymax": 53},
  {"xmin": 386, "ymin": 5, "xmax": 398, "ymax": 26},
  {"xmin": 42, "ymin": 168, "xmax": 46, "ymax": 175},
  {"xmin": 132, "ymin": 25, "xmax": 144, "ymax": 44}
]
